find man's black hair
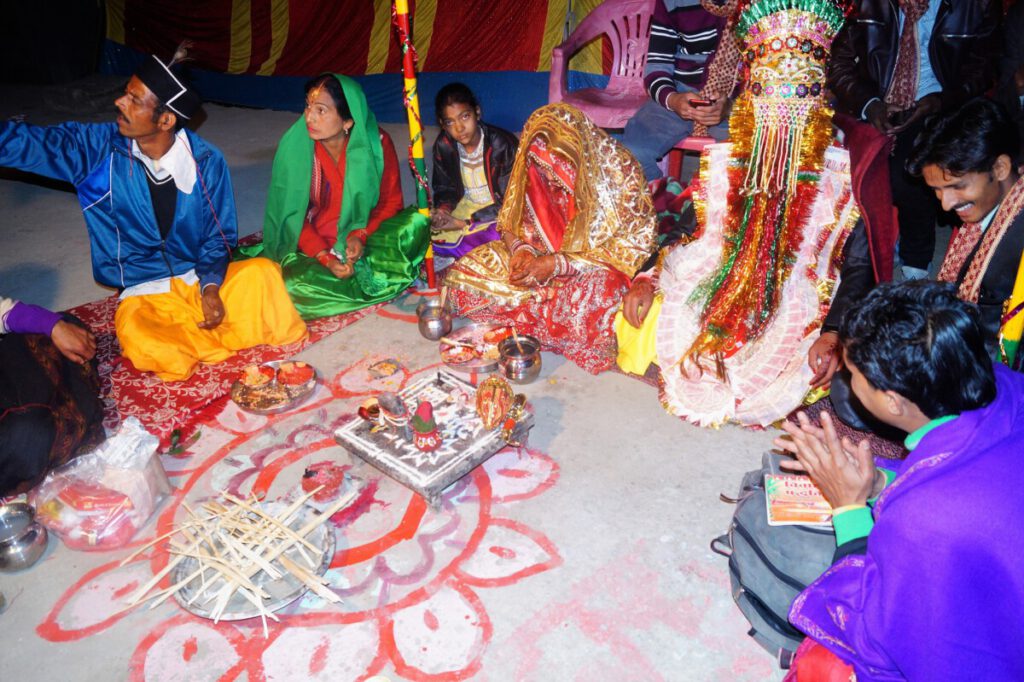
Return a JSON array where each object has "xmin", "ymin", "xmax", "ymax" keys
[
  {"xmin": 906, "ymin": 97, "xmax": 1019, "ymax": 177},
  {"xmin": 303, "ymin": 74, "xmax": 353, "ymax": 121},
  {"xmin": 839, "ymin": 280, "xmax": 996, "ymax": 419},
  {"xmin": 435, "ymin": 82, "xmax": 479, "ymax": 122}
]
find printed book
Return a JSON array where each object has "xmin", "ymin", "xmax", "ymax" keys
[{"xmin": 765, "ymin": 474, "xmax": 833, "ymax": 527}]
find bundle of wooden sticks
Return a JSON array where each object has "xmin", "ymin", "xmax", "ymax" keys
[{"xmin": 121, "ymin": 486, "xmax": 355, "ymax": 636}]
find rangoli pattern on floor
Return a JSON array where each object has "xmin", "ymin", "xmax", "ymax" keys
[{"xmin": 35, "ymin": 355, "xmax": 562, "ymax": 681}]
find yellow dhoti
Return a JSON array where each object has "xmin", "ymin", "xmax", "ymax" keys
[
  {"xmin": 115, "ymin": 258, "xmax": 307, "ymax": 381},
  {"xmin": 614, "ymin": 294, "xmax": 662, "ymax": 376}
]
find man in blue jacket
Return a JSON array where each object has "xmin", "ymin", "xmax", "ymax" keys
[{"xmin": 0, "ymin": 53, "xmax": 306, "ymax": 381}]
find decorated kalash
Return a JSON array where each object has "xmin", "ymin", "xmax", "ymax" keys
[{"xmin": 618, "ymin": 0, "xmax": 859, "ymax": 426}]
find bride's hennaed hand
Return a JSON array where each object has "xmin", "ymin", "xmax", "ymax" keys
[{"xmin": 510, "ymin": 254, "xmax": 556, "ymax": 287}]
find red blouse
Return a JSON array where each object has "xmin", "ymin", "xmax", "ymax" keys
[{"xmin": 297, "ymin": 127, "xmax": 404, "ymax": 257}]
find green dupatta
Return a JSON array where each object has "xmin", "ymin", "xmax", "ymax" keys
[
  {"xmin": 238, "ymin": 74, "xmax": 429, "ymax": 319},
  {"xmin": 260, "ymin": 73, "xmax": 383, "ymax": 259}
]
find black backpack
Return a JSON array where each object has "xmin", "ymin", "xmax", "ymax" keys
[{"xmin": 711, "ymin": 451, "xmax": 836, "ymax": 668}]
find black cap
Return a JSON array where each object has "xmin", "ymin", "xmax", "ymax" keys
[{"xmin": 134, "ymin": 55, "xmax": 202, "ymax": 120}]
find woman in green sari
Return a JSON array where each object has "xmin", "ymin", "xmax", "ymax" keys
[{"xmin": 246, "ymin": 73, "xmax": 429, "ymax": 319}]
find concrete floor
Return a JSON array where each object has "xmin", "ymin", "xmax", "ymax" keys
[{"xmin": 0, "ymin": 76, "xmax": 779, "ymax": 680}]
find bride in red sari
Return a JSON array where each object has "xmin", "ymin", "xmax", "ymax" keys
[{"xmin": 444, "ymin": 104, "xmax": 657, "ymax": 373}]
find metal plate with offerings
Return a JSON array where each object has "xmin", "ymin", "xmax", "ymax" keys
[
  {"xmin": 230, "ymin": 361, "xmax": 319, "ymax": 415},
  {"xmin": 438, "ymin": 323, "xmax": 515, "ymax": 374},
  {"xmin": 169, "ymin": 501, "xmax": 337, "ymax": 621},
  {"xmin": 334, "ymin": 371, "xmax": 533, "ymax": 506}
]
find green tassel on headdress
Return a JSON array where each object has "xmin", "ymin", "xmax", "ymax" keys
[{"xmin": 734, "ymin": 0, "xmax": 850, "ymax": 38}]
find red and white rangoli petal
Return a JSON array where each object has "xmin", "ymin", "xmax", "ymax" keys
[
  {"xmin": 131, "ymin": 617, "xmax": 244, "ymax": 682},
  {"xmin": 261, "ymin": 620, "xmax": 380, "ymax": 681},
  {"xmin": 481, "ymin": 447, "xmax": 558, "ymax": 503},
  {"xmin": 387, "ymin": 583, "xmax": 491, "ymax": 679},
  {"xmin": 36, "ymin": 558, "xmax": 154, "ymax": 641},
  {"xmin": 455, "ymin": 518, "xmax": 562, "ymax": 587}
]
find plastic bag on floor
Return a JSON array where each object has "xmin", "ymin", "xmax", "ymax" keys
[{"xmin": 30, "ymin": 417, "xmax": 171, "ymax": 551}]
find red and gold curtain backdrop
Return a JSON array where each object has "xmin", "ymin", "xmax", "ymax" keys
[{"xmin": 104, "ymin": 0, "xmax": 608, "ymax": 78}]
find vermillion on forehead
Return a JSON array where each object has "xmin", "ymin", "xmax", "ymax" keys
[
  {"xmin": 303, "ymin": 83, "xmax": 350, "ymax": 146},
  {"xmin": 307, "ymin": 85, "xmax": 325, "ymax": 107}
]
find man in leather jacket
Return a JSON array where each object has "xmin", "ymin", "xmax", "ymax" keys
[
  {"xmin": 810, "ymin": 98, "xmax": 1023, "ymax": 431},
  {"xmin": 828, "ymin": 0, "xmax": 999, "ymax": 278}
]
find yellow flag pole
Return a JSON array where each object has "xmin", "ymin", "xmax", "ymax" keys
[{"xmin": 393, "ymin": 0, "xmax": 435, "ymax": 288}]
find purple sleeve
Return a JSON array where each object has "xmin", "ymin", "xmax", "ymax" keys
[{"xmin": 4, "ymin": 301, "xmax": 62, "ymax": 336}]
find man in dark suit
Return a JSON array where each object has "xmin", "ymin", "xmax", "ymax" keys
[{"xmin": 906, "ymin": 98, "xmax": 1024, "ymax": 355}]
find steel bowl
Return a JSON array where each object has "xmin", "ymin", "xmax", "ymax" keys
[
  {"xmin": 498, "ymin": 335, "xmax": 542, "ymax": 384},
  {"xmin": 417, "ymin": 300, "xmax": 453, "ymax": 340},
  {"xmin": 415, "ymin": 297, "xmax": 436, "ymax": 318},
  {"xmin": 0, "ymin": 503, "xmax": 48, "ymax": 573}
]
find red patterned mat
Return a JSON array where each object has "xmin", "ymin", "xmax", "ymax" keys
[{"xmin": 67, "ymin": 295, "xmax": 385, "ymax": 445}]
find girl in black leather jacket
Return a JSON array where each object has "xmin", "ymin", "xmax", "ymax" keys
[{"xmin": 431, "ymin": 83, "xmax": 518, "ymax": 234}]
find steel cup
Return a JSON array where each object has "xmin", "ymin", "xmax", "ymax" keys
[
  {"xmin": 498, "ymin": 335, "xmax": 542, "ymax": 384},
  {"xmin": 0, "ymin": 503, "xmax": 48, "ymax": 573},
  {"xmin": 417, "ymin": 300, "xmax": 453, "ymax": 340}
]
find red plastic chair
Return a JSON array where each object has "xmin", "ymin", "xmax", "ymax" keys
[
  {"xmin": 666, "ymin": 135, "xmax": 716, "ymax": 179},
  {"xmin": 548, "ymin": 0, "xmax": 656, "ymax": 130}
]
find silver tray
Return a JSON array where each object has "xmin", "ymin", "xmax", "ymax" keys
[
  {"xmin": 438, "ymin": 322, "xmax": 511, "ymax": 374},
  {"xmin": 230, "ymin": 361, "xmax": 319, "ymax": 415},
  {"xmin": 170, "ymin": 502, "xmax": 335, "ymax": 620}
]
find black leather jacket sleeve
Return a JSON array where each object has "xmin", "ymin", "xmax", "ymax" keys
[
  {"xmin": 828, "ymin": 19, "xmax": 888, "ymax": 118},
  {"xmin": 823, "ymin": 218, "xmax": 875, "ymax": 333},
  {"xmin": 935, "ymin": 0, "xmax": 1001, "ymax": 111},
  {"xmin": 998, "ymin": 2, "xmax": 1024, "ymax": 106},
  {"xmin": 431, "ymin": 134, "xmax": 463, "ymax": 213}
]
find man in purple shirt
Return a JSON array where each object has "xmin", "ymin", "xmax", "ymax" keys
[{"xmin": 775, "ymin": 280, "xmax": 1024, "ymax": 680}]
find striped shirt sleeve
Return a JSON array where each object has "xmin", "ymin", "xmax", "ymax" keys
[
  {"xmin": 643, "ymin": 4, "xmax": 724, "ymax": 108},
  {"xmin": 646, "ymin": 19, "xmax": 682, "ymax": 107}
]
